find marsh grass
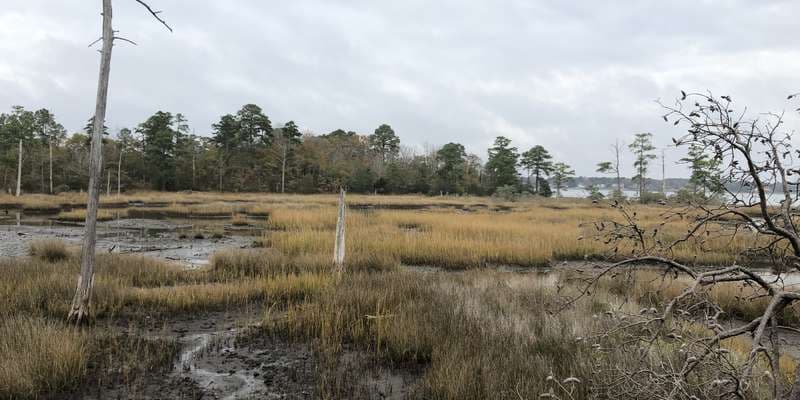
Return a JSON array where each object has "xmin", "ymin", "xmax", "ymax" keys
[
  {"xmin": 0, "ymin": 317, "xmax": 88, "ymax": 399},
  {"xmin": 127, "ymin": 202, "xmax": 238, "ymax": 218},
  {"xmin": 268, "ymin": 271, "xmax": 614, "ymax": 398},
  {"xmin": 266, "ymin": 270, "xmax": 788, "ymax": 399},
  {"xmin": 260, "ymin": 201, "xmax": 747, "ymax": 270},
  {"xmin": 0, "ymin": 253, "xmax": 330, "ymax": 319},
  {"xmin": 29, "ymin": 239, "xmax": 70, "ymax": 262},
  {"xmin": 57, "ymin": 209, "xmax": 121, "ymax": 222},
  {"xmin": 0, "ymin": 192, "xmax": 788, "ymax": 399}
]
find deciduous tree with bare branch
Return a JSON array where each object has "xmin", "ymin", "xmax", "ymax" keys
[{"xmin": 561, "ymin": 91, "xmax": 800, "ymax": 399}]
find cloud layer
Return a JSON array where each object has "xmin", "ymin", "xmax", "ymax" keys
[{"xmin": 2, "ymin": 0, "xmax": 799, "ymax": 176}]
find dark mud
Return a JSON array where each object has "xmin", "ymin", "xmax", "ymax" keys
[
  {"xmin": 72, "ymin": 309, "xmax": 422, "ymax": 399},
  {"xmin": 75, "ymin": 310, "xmax": 318, "ymax": 400},
  {"xmin": 0, "ymin": 217, "xmax": 255, "ymax": 267}
]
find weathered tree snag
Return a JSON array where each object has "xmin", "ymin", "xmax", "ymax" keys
[
  {"xmin": 117, "ymin": 149, "xmax": 122, "ymax": 195},
  {"xmin": 281, "ymin": 143, "xmax": 287, "ymax": 193},
  {"xmin": 49, "ymin": 140, "xmax": 53, "ymax": 194},
  {"xmin": 333, "ymin": 188, "xmax": 346, "ymax": 274},
  {"xmin": 69, "ymin": 0, "xmax": 170, "ymax": 324},
  {"xmin": 68, "ymin": 0, "xmax": 113, "ymax": 325},
  {"xmin": 660, "ymin": 149, "xmax": 666, "ymax": 194},
  {"xmin": 15, "ymin": 139, "xmax": 22, "ymax": 197},
  {"xmin": 106, "ymin": 169, "xmax": 111, "ymax": 196},
  {"xmin": 191, "ymin": 144, "xmax": 196, "ymax": 191}
]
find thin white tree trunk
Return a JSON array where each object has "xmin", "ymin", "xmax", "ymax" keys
[
  {"xmin": 616, "ymin": 144, "xmax": 621, "ymax": 192},
  {"xmin": 107, "ymin": 169, "xmax": 111, "ymax": 197},
  {"xmin": 15, "ymin": 139, "xmax": 22, "ymax": 197},
  {"xmin": 281, "ymin": 142, "xmax": 287, "ymax": 193},
  {"xmin": 117, "ymin": 150, "xmax": 122, "ymax": 195},
  {"xmin": 661, "ymin": 149, "xmax": 666, "ymax": 194},
  {"xmin": 219, "ymin": 159, "xmax": 223, "ymax": 192},
  {"xmin": 191, "ymin": 148, "xmax": 195, "ymax": 191},
  {"xmin": 333, "ymin": 188, "xmax": 346, "ymax": 273},
  {"xmin": 69, "ymin": 0, "xmax": 113, "ymax": 324},
  {"xmin": 49, "ymin": 140, "xmax": 53, "ymax": 194}
]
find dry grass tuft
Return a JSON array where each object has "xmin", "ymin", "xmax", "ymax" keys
[
  {"xmin": 29, "ymin": 239, "xmax": 70, "ymax": 262},
  {"xmin": 57, "ymin": 209, "xmax": 120, "ymax": 222},
  {"xmin": 0, "ymin": 317, "xmax": 88, "ymax": 399}
]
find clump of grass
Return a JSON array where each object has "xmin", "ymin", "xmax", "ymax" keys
[
  {"xmin": 85, "ymin": 331, "xmax": 179, "ymax": 397},
  {"xmin": 57, "ymin": 209, "xmax": 119, "ymax": 222},
  {"xmin": 0, "ymin": 316, "xmax": 88, "ymax": 399},
  {"xmin": 128, "ymin": 202, "xmax": 240, "ymax": 219},
  {"xmin": 21, "ymin": 201, "xmax": 61, "ymax": 214},
  {"xmin": 29, "ymin": 239, "xmax": 70, "ymax": 262},
  {"xmin": 211, "ymin": 248, "xmax": 395, "ymax": 279},
  {"xmin": 245, "ymin": 204, "xmax": 271, "ymax": 217}
]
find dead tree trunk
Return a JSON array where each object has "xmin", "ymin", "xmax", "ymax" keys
[
  {"xmin": 281, "ymin": 142, "xmax": 287, "ymax": 193},
  {"xmin": 49, "ymin": 140, "xmax": 54, "ymax": 194},
  {"xmin": 40, "ymin": 155, "xmax": 45, "ymax": 193},
  {"xmin": 68, "ymin": 0, "xmax": 113, "ymax": 324},
  {"xmin": 106, "ymin": 169, "xmax": 111, "ymax": 196},
  {"xmin": 333, "ymin": 188, "xmax": 346, "ymax": 273},
  {"xmin": 191, "ymin": 146, "xmax": 196, "ymax": 191},
  {"xmin": 219, "ymin": 159, "xmax": 224, "ymax": 192},
  {"xmin": 613, "ymin": 140, "xmax": 622, "ymax": 194},
  {"xmin": 15, "ymin": 139, "xmax": 22, "ymax": 197},
  {"xmin": 661, "ymin": 149, "xmax": 666, "ymax": 194},
  {"xmin": 117, "ymin": 149, "xmax": 122, "ymax": 195}
]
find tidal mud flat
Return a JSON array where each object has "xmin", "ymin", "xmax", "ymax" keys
[{"xmin": 0, "ymin": 215, "xmax": 259, "ymax": 267}]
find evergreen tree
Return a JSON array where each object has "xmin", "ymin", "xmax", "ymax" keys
[
  {"xmin": 235, "ymin": 104, "xmax": 272, "ymax": 146},
  {"xmin": 435, "ymin": 142, "xmax": 467, "ymax": 194},
  {"xmin": 211, "ymin": 114, "xmax": 239, "ymax": 191},
  {"xmin": 369, "ymin": 124, "xmax": 400, "ymax": 162},
  {"xmin": 629, "ymin": 132, "xmax": 657, "ymax": 202},
  {"xmin": 551, "ymin": 162, "xmax": 575, "ymax": 198},
  {"xmin": 679, "ymin": 143, "xmax": 722, "ymax": 200},
  {"xmin": 520, "ymin": 145, "xmax": 553, "ymax": 195},
  {"xmin": 485, "ymin": 136, "xmax": 519, "ymax": 191},
  {"xmin": 137, "ymin": 111, "xmax": 177, "ymax": 190}
]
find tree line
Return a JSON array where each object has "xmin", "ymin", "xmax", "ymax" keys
[{"xmin": 0, "ymin": 104, "xmax": 720, "ymax": 200}]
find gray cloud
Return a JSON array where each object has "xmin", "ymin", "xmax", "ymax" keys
[{"xmin": 2, "ymin": 0, "xmax": 799, "ymax": 177}]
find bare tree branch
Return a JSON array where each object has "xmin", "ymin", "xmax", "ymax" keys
[{"xmin": 133, "ymin": 0, "xmax": 173, "ymax": 32}]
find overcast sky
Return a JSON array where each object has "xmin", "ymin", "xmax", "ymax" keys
[{"xmin": 1, "ymin": 1, "xmax": 799, "ymax": 177}]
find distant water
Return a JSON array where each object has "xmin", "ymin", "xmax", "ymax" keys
[
  {"xmin": 560, "ymin": 187, "xmax": 785, "ymax": 205},
  {"xmin": 559, "ymin": 188, "xmax": 673, "ymax": 199}
]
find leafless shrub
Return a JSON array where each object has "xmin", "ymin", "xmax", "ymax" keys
[{"xmin": 559, "ymin": 92, "xmax": 800, "ymax": 399}]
